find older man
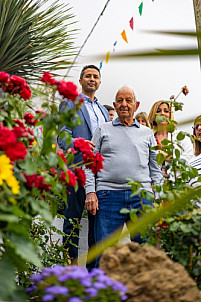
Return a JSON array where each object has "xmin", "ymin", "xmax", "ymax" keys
[{"xmin": 85, "ymin": 86, "xmax": 163, "ymax": 264}]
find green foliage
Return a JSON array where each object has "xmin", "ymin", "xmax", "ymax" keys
[
  {"xmin": 0, "ymin": 0, "xmax": 77, "ymax": 80},
  {"xmin": 17, "ymin": 216, "xmax": 81, "ymax": 288}
]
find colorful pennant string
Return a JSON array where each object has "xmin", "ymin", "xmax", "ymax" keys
[
  {"xmin": 105, "ymin": 51, "xmax": 110, "ymax": 64},
  {"xmin": 129, "ymin": 17, "xmax": 134, "ymax": 30},
  {"xmin": 121, "ymin": 30, "xmax": 128, "ymax": 43},
  {"xmin": 139, "ymin": 2, "xmax": 143, "ymax": 16},
  {"xmin": 99, "ymin": 1, "xmax": 152, "ymax": 69}
]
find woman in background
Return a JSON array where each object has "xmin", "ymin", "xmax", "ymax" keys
[
  {"xmin": 148, "ymin": 100, "xmax": 193, "ymax": 164},
  {"xmin": 135, "ymin": 112, "xmax": 151, "ymax": 128},
  {"xmin": 189, "ymin": 115, "xmax": 201, "ymax": 186}
]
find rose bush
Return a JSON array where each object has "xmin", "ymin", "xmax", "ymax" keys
[{"xmin": 0, "ymin": 72, "xmax": 104, "ymax": 301}]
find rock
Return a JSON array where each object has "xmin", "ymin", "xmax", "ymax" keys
[{"xmin": 99, "ymin": 242, "xmax": 201, "ymax": 302}]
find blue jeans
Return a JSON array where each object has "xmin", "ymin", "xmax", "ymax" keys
[
  {"xmin": 63, "ymin": 186, "xmax": 95, "ymax": 271},
  {"xmin": 95, "ymin": 190, "xmax": 153, "ymax": 266}
]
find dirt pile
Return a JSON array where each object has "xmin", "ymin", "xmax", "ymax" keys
[{"xmin": 99, "ymin": 242, "xmax": 201, "ymax": 302}]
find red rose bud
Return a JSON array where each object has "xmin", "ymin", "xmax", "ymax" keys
[
  {"xmin": 57, "ymin": 81, "xmax": 79, "ymax": 101},
  {"xmin": 182, "ymin": 86, "xmax": 189, "ymax": 96}
]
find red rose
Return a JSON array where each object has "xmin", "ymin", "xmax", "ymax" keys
[
  {"xmin": 83, "ymin": 151, "xmax": 104, "ymax": 174},
  {"xmin": 20, "ymin": 86, "xmax": 32, "ymax": 100},
  {"xmin": 50, "ymin": 168, "xmax": 57, "ymax": 176},
  {"xmin": 57, "ymin": 81, "xmax": 79, "ymax": 101},
  {"xmin": 57, "ymin": 151, "xmax": 67, "ymax": 164},
  {"xmin": 74, "ymin": 137, "xmax": 91, "ymax": 153},
  {"xmin": 59, "ymin": 169, "xmax": 77, "ymax": 187},
  {"xmin": 14, "ymin": 119, "xmax": 25, "ymax": 127},
  {"xmin": 23, "ymin": 113, "xmax": 38, "ymax": 126},
  {"xmin": 0, "ymin": 125, "xmax": 17, "ymax": 150},
  {"xmin": 41, "ymin": 72, "xmax": 58, "ymax": 86},
  {"xmin": 74, "ymin": 168, "xmax": 86, "ymax": 187},
  {"xmin": 6, "ymin": 141, "xmax": 27, "ymax": 161},
  {"xmin": 10, "ymin": 75, "xmax": 26, "ymax": 88},
  {"xmin": 0, "ymin": 72, "xmax": 10, "ymax": 84},
  {"xmin": 13, "ymin": 126, "xmax": 29, "ymax": 138},
  {"xmin": 23, "ymin": 173, "xmax": 51, "ymax": 191}
]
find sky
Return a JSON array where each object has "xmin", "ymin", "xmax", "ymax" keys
[{"xmin": 51, "ymin": 0, "xmax": 201, "ymax": 132}]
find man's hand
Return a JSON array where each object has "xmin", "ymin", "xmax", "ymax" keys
[
  {"xmin": 85, "ymin": 192, "xmax": 99, "ymax": 215},
  {"xmin": 86, "ymin": 140, "xmax": 95, "ymax": 151}
]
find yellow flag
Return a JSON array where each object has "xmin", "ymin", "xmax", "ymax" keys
[
  {"xmin": 105, "ymin": 51, "xmax": 110, "ymax": 64},
  {"xmin": 121, "ymin": 30, "xmax": 128, "ymax": 43}
]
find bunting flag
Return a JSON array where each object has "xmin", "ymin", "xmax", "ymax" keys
[
  {"xmin": 113, "ymin": 41, "xmax": 117, "ymax": 52},
  {"xmin": 129, "ymin": 17, "xmax": 134, "ymax": 30},
  {"xmin": 139, "ymin": 2, "xmax": 143, "ymax": 16},
  {"xmin": 99, "ymin": 61, "xmax": 103, "ymax": 70},
  {"xmin": 121, "ymin": 30, "xmax": 128, "ymax": 43},
  {"xmin": 105, "ymin": 51, "xmax": 110, "ymax": 64}
]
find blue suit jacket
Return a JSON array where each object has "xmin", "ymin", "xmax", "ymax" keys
[{"xmin": 57, "ymin": 98, "xmax": 110, "ymax": 164}]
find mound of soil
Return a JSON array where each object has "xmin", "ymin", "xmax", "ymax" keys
[{"xmin": 99, "ymin": 242, "xmax": 201, "ymax": 302}]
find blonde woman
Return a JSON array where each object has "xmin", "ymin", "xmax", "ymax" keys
[
  {"xmin": 135, "ymin": 112, "xmax": 151, "ymax": 128},
  {"xmin": 148, "ymin": 100, "xmax": 193, "ymax": 164}
]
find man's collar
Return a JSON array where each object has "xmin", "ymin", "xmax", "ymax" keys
[
  {"xmin": 112, "ymin": 117, "xmax": 140, "ymax": 127},
  {"xmin": 80, "ymin": 93, "xmax": 98, "ymax": 103}
]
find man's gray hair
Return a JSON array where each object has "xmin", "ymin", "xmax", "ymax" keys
[{"xmin": 115, "ymin": 86, "xmax": 136, "ymax": 102}]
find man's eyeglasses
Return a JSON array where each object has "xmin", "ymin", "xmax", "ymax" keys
[{"xmin": 193, "ymin": 124, "xmax": 201, "ymax": 131}]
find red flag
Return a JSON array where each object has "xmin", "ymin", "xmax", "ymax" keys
[{"xmin": 129, "ymin": 17, "xmax": 134, "ymax": 30}]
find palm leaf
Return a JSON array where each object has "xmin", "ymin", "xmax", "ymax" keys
[{"xmin": 0, "ymin": 0, "xmax": 77, "ymax": 81}]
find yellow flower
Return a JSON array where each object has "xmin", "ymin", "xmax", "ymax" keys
[
  {"xmin": 52, "ymin": 144, "xmax": 55, "ymax": 149},
  {"xmin": 33, "ymin": 140, "xmax": 37, "ymax": 147},
  {"xmin": 0, "ymin": 154, "xmax": 20, "ymax": 195}
]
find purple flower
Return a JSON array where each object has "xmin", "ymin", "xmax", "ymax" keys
[
  {"xmin": 25, "ymin": 284, "xmax": 37, "ymax": 293},
  {"xmin": 112, "ymin": 281, "xmax": 127, "ymax": 294},
  {"xmin": 97, "ymin": 274, "xmax": 113, "ymax": 286},
  {"xmin": 85, "ymin": 287, "xmax": 98, "ymax": 297},
  {"xmin": 80, "ymin": 277, "xmax": 92, "ymax": 287},
  {"xmin": 68, "ymin": 298, "xmax": 83, "ymax": 302},
  {"xmin": 30, "ymin": 274, "xmax": 43, "ymax": 283},
  {"xmin": 45, "ymin": 285, "xmax": 69, "ymax": 295},
  {"xmin": 93, "ymin": 282, "xmax": 107, "ymax": 290},
  {"xmin": 90, "ymin": 268, "xmax": 105, "ymax": 278},
  {"xmin": 42, "ymin": 294, "xmax": 55, "ymax": 302},
  {"xmin": 58, "ymin": 274, "xmax": 70, "ymax": 282},
  {"xmin": 121, "ymin": 294, "xmax": 128, "ymax": 301}
]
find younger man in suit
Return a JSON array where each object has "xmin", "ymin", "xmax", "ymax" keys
[{"xmin": 57, "ymin": 65, "xmax": 109, "ymax": 270}]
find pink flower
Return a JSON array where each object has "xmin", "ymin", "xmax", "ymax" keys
[{"xmin": 57, "ymin": 81, "xmax": 79, "ymax": 101}]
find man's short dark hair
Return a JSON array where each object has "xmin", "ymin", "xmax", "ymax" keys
[
  {"xmin": 104, "ymin": 105, "xmax": 114, "ymax": 112},
  {"xmin": 80, "ymin": 65, "xmax": 101, "ymax": 79}
]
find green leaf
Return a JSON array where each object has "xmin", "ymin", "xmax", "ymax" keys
[
  {"xmin": 155, "ymin": 115, "xmax": 165, "ymax": 124},
  {"xmin": 156, "ymin": 153, "xmax": 165, "ymax": 165},
  {"xmin": 120, "ymin": 208, "xmax": 130, "ymax": 214},
  {"xmin": 177, "ymin": 131, "xmax": 185, "ymax": 141},
  {"xmin": 0, "ymin": 257, "xmax": 17, "ymax": 301},
  {"xmin": 9, "ymin": 233, "xmax": 42, "ymax": 267},
  {"xmin": 175, "ymin": 149, "xmax": 180, "ymax": 159},
  {"xmin": 48, "ymin": 152, "xmax": 58, "ymax": 167}
]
